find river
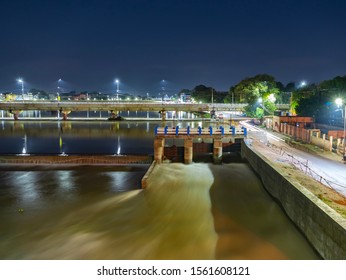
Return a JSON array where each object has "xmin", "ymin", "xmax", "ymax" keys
[{"xmin": 0, "ymin": 120, "xmax": 320, "ymax": 259}]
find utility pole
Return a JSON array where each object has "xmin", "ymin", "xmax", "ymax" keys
[{"xmin": 211, "ymin": 87, "xmax": 215, "ymax": 119}]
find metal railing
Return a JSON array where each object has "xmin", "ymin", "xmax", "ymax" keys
[
  {"xmin": 266, "ymin": 142, "xmax": 346, "ymax": 192},
  {"xmin": 154, "ymin": 125, "xmax": 247, "ymax": 136}
]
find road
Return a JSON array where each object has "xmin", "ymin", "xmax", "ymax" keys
[{"xmin": 241, "ymin": 121, "xmax": 346, "ymax": 197}]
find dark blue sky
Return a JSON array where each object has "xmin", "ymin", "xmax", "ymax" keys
[{"xmin": 1, "ymin": 0, "xmax": 346, "ymax": 95}]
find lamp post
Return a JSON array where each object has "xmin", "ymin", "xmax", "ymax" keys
[
  {"xmin": 115, "ymin": 79, "xmax": 119, "ymax": 100},
  {"xmin": 161, "ymin": 79, "xmax": 165, "ymax": 103},
  {"xmin": 335, "ymin": 98, "xmax": 346, "ymax": 160},
  {"xmin": 17, "ymin": 78, "xmax": 24, "ymax": 101},
  {"xmin": 211, "ymin": 87, "xmax": 215, "ymax": 119},
  {"xmin": 57, "ymin": 78, "xmax": 62, "ymax": 101},
  {"xmin": 344, "ymin": 106, "xmax": 346, "ymax": 160}
]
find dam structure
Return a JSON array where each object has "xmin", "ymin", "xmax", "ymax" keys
[
  {"xmin": 146, "ymin": 127, "xmax": 346, "ymax": 259},
  {"xmin": 153, "ymin": 125, "xmax": 247, "ymax": 164}
]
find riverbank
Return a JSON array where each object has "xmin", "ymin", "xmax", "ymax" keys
[{"xmin": 242, "ymin": 139, "xmax": 346, "ymax": 259}]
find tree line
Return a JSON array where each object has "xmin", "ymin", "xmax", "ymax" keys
[{"xmin": 185, "ymin": 74, "xmax": 346, "ymax": 124}]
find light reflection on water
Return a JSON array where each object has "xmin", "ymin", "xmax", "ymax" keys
[
  {"xmin": 0, "ymin": 120, "xmax": 197, "ymax": 155},
  {"xmin": 0, "ymin": 163, "xmax": 320, "ymax": 260}
]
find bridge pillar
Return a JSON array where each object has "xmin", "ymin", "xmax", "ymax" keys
[
  {"xmin": 184, "ymin": 138, "xmax": 193, "ymax": 164},
  {"xmin": 154, "ymin": 138, "xmax": 165, "ymax": 164},
  {"xmin": 61, "ymin": 110, "xmax": 71, "ymax": 121},
  {"xmin": 213, "ymin": 138, "xmax": 223, "ymax": 164},
  {"xmin": 9, "ymin": 110, "xmax": 21, "ymax": 120},
  {"xmin": 109, "ymin": 110, "xmax": 120, "ymax": 120},
  {"xmin": 160, "ymin": 110, "xmax": 166, "ymax": 121}
]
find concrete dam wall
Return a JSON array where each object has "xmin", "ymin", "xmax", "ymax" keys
[{"xmin": 241, "ymin": 140, "xmax": 346, "ymax": 259}]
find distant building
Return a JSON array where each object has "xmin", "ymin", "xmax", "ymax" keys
[
  {"xmin": 23, "ymin": 93, "xmax": 34, "ymax": 100},
  {"xmin": 272, "ymin": 115, "xmax": 314, "ymax": 132},
  {"xmin": 179, "ymin": 92, "xmax": 192, "ymax": 103}
]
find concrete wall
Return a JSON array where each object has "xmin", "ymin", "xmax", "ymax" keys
[
  {"xmin": 279, "ymin": 123, "xmax": 312, "ymax": 143},
  {"xmin": 141, "ymin": 160, "xmax": 157, "ymax": 189},
  {"xmin": 0, "ymin": 155, "xmax": 152, "ymax": 165},
  {"xmin": 241, "ymin": 140, "xmax": 346, "ymax": 259},
  {"xmin": 310, "ymin": 132, "xmax": 333, "ymax": 152}
]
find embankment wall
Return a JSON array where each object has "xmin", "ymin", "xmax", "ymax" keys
[{"xmin": 241, "ymin": 140, "xmax": 346, "ymax": 259}]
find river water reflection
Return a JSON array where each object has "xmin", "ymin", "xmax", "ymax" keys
[{"xmin": 0, "ymin": 121, "xmax": 320, "ymax": 259}]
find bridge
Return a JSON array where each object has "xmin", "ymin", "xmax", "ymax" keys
[
  {"xmin": 154, "ymin": 125, "xmax": 247, "ymax": 164},
  {"xmin": 0, "ymin": 101, "xmax": 289, "ymax": 120}
]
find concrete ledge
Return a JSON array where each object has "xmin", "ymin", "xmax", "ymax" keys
[
  {"xmin": 241, "ymin": 140, "xmax": 346, "ymax": 259},
  {"xmin": 141, "ymin": 160, "xmax": 157, "ymax": 189},
  {"xmin": 0, "ymin": 155, "xmax": 152, "ymax": 165}
]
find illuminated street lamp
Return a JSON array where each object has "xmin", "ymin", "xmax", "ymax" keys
[
  {"xmin": 57, "ymin": 78, "xmax": 62, "ymax": 101},
  {"xmin": 115, "ymin": 79, "xmax": 119, "ymax": 100},
  {"xmin": 335, "ymin": 98, "xmax": 346, "ymax": 160},
  {"xmin": 268, "ymin": 93, "xmax": 276, "ymax": 103},
  {"xmin": 17, "ymin": 78, "xmax": 24, "ymax": 100}
]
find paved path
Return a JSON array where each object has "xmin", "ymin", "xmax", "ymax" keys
[{"xmin": 242, "ymin": 121, "xmax": 346, "ymax": 197}]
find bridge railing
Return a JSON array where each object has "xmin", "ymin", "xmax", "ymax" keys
[{"xmin": 154, "ymin": 126, "xmax": 247, "ymax": 136}]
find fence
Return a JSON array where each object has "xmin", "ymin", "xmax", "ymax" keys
[
  {"xmin": 264, "ymin": 141, "xmax": 346, "ymax": 193},
  {"xmin": 279, "ymin": 123, "xmax": 312, "ymax": 143},
  {"xmin": 280, "ymin": 124, "xmax": 345, "ymax": 154}
]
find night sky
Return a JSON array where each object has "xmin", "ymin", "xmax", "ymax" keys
[{"xmin": 1, "ymin": 0, "xmax": 346, "ymax": 95}]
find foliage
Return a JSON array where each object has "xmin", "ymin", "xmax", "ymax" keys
[
  {"xmin": 30, "ymin": 88, "xmax": 49, "ymax": 99},
  {"xmin": 255, "ymin": 107, "xmax": 264, "ymax": 118},
  {"xmin": 178, "ymin": 74, "xmax": 346, "ymax": 125},
  {"xmin": 190, "ymin": 85, "xmax": 225, "ymax": 103},
  {"xmin": 319, "ymin": 75, "xmax": 346, "ymax": 94},
  {"xmin": 226, "ymin": 74, "xmax": 279, "ymax": 116},
  {"xmin": 293, "ymin": 76, "xmax": 346, "ymax": 124}
]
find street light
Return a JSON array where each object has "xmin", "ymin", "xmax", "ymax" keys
[
  {"xmin": 57, "ymin": 79, "xmax": 63, "ymax": 101},
  {"xmin": 210, "ymin": 87, "xmax": 215, "ymax": 119},
  {"xmin": 335, "ymin": 98, "xmax": 346, "ymax": 160},
  {"xmin": 17, "ymin": 78, "xmax": 24, "ymax": 100},
  {"xmin": 115, "ymin": 79, "xmax": 119, "ymax": 100}
]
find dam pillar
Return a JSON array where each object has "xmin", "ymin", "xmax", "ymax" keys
[
  {"xmin": 154, "ymin": 137, "xmax": 165, "ymax": 164},
  {"xmin": 184, "ymin": 138, "xmax": 193, "ymax": 164},
  {"xmin": 213, "ymin": 138, "xmax": 223, "ymax": 164}
]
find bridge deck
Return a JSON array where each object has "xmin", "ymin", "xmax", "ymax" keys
[{"xmin": 0, "ymin": 101, "xmax": 289, "ymax": 112}]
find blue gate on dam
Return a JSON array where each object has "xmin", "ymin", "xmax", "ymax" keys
[{"xmin": 154, "ymin": 125, "xmax": 247, "ymax": 164}]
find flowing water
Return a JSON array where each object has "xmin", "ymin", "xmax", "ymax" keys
[
  {"xmin": 0, "ymin": 163, "xmax": 319, "ymax": 259},
  {"xmin": 0, "ymin": 120, "xmax": 320, "ymax": 259}
]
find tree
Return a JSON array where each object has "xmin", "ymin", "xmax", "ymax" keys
[
  {"xmin": 30, "ymin": 88, "xmax": 49, "ymax": 100},
  {"xmin": 191, "ymin": 85, "xmax": 215, "ymax": 103},
  {"xmin": 228, "ymin": 74, "xmax": 279, "ymax": 117},
  {"xmin": 294, "ymin": 76, "xmax": 346, "ymax": 125},
  {"xmin": 285, "ymin": 82, "xmax": 296, "ymax": 92}
]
